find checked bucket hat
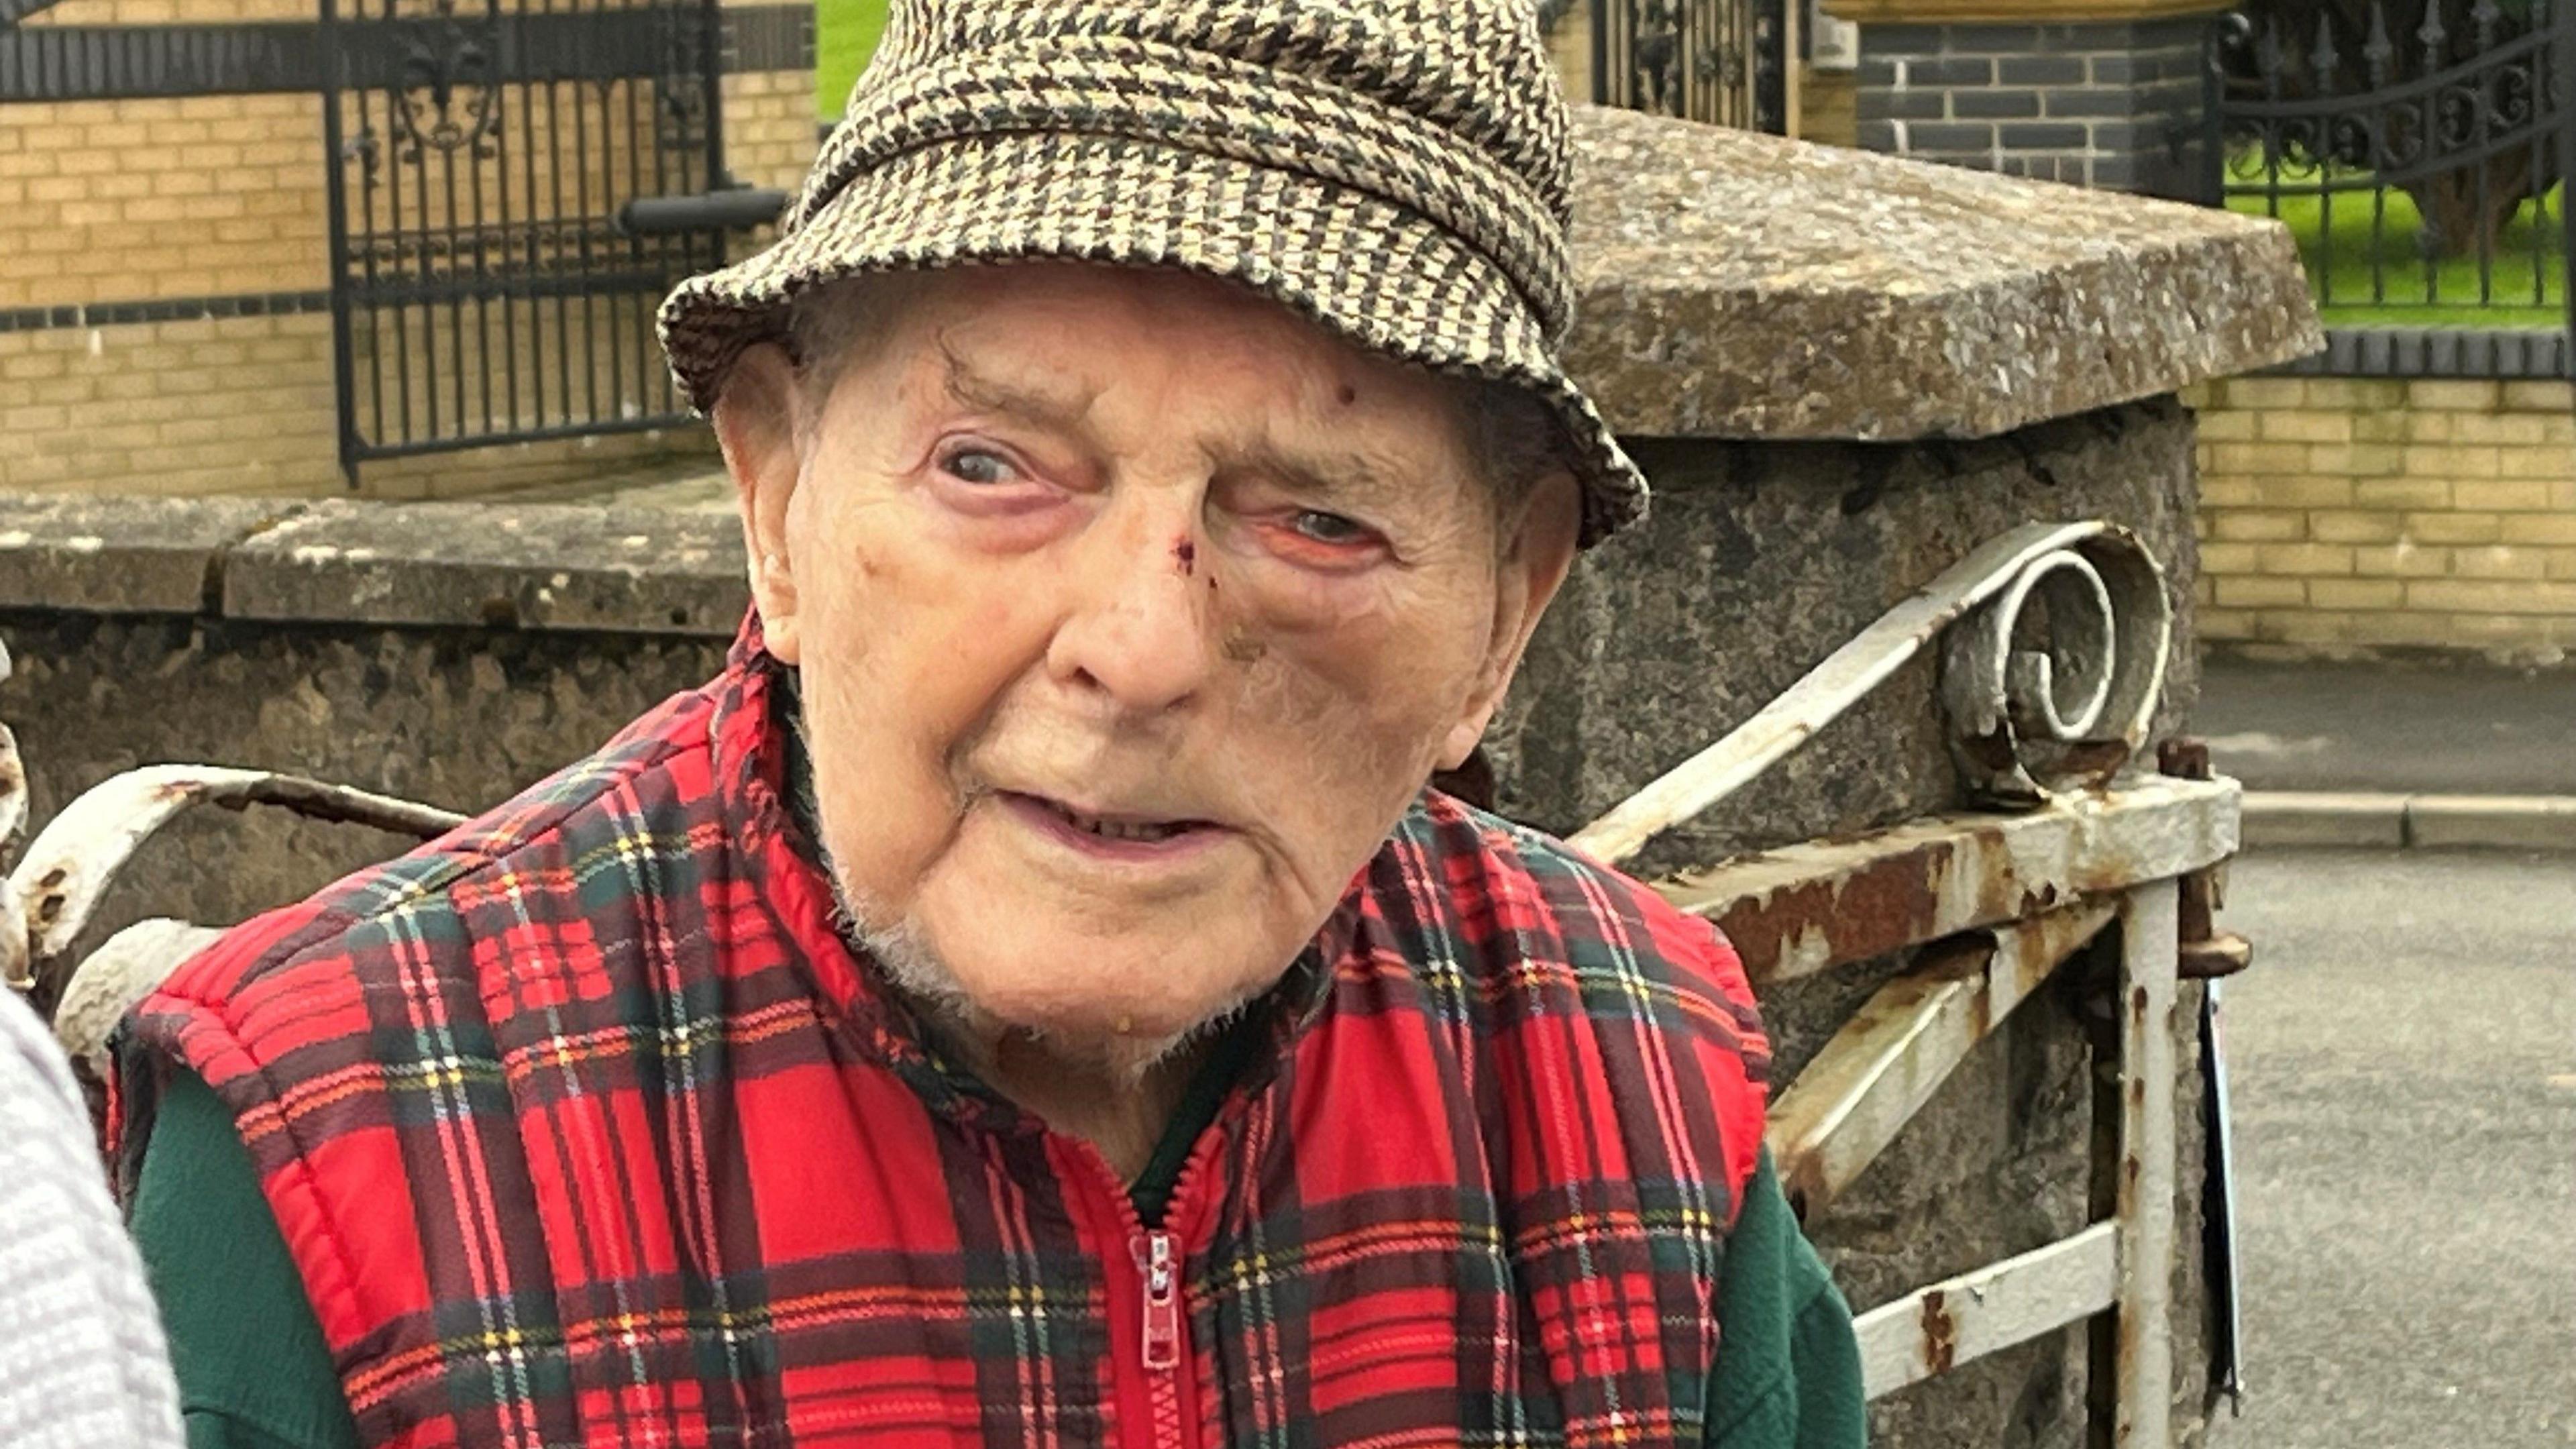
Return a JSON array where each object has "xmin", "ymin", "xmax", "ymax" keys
[{"xmin": 657, "ymin": 0, "xmax": 1647, "ymax": 544}]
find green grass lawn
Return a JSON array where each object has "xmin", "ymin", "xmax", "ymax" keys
[
  {"xmin": 814, "ymin": 0, "xmax": 888, "ymax": 119},
  {"xmin": 2225, "ymin": 178, "xmax": 2569, "ymax": 329}
]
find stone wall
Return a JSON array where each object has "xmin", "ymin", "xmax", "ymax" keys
[
  {"xmin": 1486, "ymin": 400, "xmax": 2214, "ymax": 1448},
  {"xmin": 0, "ymin": 494, "xmax": 742, "ymax": 932},
  {"xmin": 1, "ymin": 392, "xmax": 2217, "ymax": 1446},
  {"xmin": 0, "ymin": 0, "xmax": 816, "ymax": 497},
  {"xmin": 1848, "ymin": 15, "xmax": 2213, "ymax": 197},
  {"xmin": 2191, "ymin": 375, "xmax": 2576, "ymax": 665},
  {"xmin": 1503, "ymin": 109, "xmax": 2297, "ymax": 1446}
]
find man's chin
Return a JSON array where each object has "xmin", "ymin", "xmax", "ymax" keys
[
  {"xmin": 849, "ymin": 905, "xmax": 1275, "ymax": 1069},
  {"xmin": 941, "ymin": 948, "xmax": 1268, "ymax": 1053}
]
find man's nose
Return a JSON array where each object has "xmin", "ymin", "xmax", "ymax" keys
[{"xmin": 1043, "ymin": 496, "xmax": 1218, "ymax": 714}]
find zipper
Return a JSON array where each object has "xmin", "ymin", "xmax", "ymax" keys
[
  {"xmin": 1123, "ymin": 1215, "xmax": 1191, "ymax": 1449},
  {"xmin": 1133, "ymin": 1230, "xmax": 1183, "ymax": 1372},
  {"xmin": 1073, "ymin": 1134, "xmax": 1216, "ymax": 1449}
]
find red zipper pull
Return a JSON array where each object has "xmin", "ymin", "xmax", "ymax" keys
[{"xmin": 1134, "ymin": 1230, "xmax": 1181, "ymax": 1372}]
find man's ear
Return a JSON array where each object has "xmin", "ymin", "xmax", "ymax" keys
[
  {"xmin": 1438, "ymin": 471, "xmax": 1582, "ymax": 772},
  {"xmin": 713, "ymin": 343, "xmax": 808, "ymax": 665}
]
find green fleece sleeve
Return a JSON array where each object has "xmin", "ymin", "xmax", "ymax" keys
[
  {"xmin": 1705, "ymin": 1150, "xmax": 1868, "ymax": 1449},
  {"xmin": 129, "ymin": 1069, "xmax": 363, "ymax": 1449}
]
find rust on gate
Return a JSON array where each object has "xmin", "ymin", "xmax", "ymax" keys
[
  {"xmin": 1654, "ymin": 776, "xmax": 2237, "ymax": 985},
  {"xmin": 1764, "ymin": 896, "xmax": 2118, "ymax": 1220},
  {"xmin": 2161, "ymin": 738, "xmax": 2254, "ymax": 981},
  {"xmin": 1919, "ymin": 1289, "xmax": 1959, "ymax": 1376}
]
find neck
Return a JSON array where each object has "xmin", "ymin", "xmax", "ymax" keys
[{"xmin": 950, "ymin": 1023, "xmax": 1216, "ymax": 1181}]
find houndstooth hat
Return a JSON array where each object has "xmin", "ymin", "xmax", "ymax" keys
[{"xmin": 657, "ymin": 0, "xmax": 1646, "ymax": 544}]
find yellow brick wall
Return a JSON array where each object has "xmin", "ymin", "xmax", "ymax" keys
[
  {"xmin": 1799, "ymin": 66, "xmax": 1858, "ymax": 148},
  {"xmin": 2191, "ymin": 376, "xmax": 2576, "ymax": 665},
  {"xmin": 0, "ymin": 313, "xmax": 704, "ymax": 496},
  {"xmin": 723, "ymin": 70, "xmax": 824, "ymax": 195},
  {"xmin": 1547, "ymin": 7, "xmax": 1592, "ymax": 103},
  {"xmin": 0, "ymin": 93, "xmax": 327, "ymax": 309},
  {"xmin": 0, "ymin": 64, "xmax": 817, "ymax": 498},
  {"xmin": 23, "ymin": 0, "xmax": 307, "ymax": 25}
]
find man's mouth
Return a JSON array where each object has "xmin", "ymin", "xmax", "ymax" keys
[{"xmin": 998, "ymin": 791, "xmax": 1220, "ymax": 855}]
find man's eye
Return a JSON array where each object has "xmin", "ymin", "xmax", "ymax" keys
[
  {"xmin": 941, "ymin": 447, "xmax": 1020, "ymax": 485},
  {"xmin": 1290, "ymin": 510, "xmax": 1366, "ymax": 544}
]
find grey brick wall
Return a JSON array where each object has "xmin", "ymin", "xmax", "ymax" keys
[{"xmin": 1853, "ymin": 18, "xmax": 2214, "ymax": 199}]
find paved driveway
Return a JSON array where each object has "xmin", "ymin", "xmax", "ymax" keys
[{"xmin": 2208, "ymin": 850, "xmax": 2576, "ymax": 1448}]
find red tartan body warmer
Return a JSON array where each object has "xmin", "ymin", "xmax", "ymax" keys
[{"xmin": 126, "ymin": 632, "xmax": 1772, "ymax": 1449}]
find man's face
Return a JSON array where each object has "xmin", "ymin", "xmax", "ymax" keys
[{"xmin": 725, "ymin": 264, "xmax": 1572, "ymax": 1066}]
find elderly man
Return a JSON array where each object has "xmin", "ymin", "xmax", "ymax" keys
[{"xmin": 120, "ymin": 2, "xmax": 1862, "ymax": 1446}]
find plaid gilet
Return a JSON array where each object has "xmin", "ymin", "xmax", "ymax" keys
[{"xmin": 126, "ymin": 633, "xmax": 1771, "ymax": 1449}]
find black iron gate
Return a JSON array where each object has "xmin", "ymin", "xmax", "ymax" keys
[
  {"xmin": 1590, "ymin": 0, "xmax": 1792, "ymax": 136},
  {"xmin": 2209, "ymin": 0, "xmax": 2576, "ymax": 370},
  {"xmin": 318, "ymin": 0, "xmax": 765, "ymax": 479}
]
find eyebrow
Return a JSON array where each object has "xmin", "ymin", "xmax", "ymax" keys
[
  {"xmin": 936, "ymin": 337, "xmax": 1100, "ymax": 433},
  {"xmin": 933, "ymin": 334, "xmax": 1409, "ymax": 511},
  {"xmin": 1217, "ymin": 440, "xmax": 1397, "ymax": 511}
]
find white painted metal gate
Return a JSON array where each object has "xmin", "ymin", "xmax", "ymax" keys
[{"xmin": 1566, "ymin": 520, "xmax": 2235, "ymax": 1442}]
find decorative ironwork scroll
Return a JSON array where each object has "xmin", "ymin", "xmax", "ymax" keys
[
  {"xmin": 1571, "ymin": 521, "xmax": 2174, "ymax": 869},
  {"xmin": 1939, "ymin": 526, "xmax": 2171, "ymax": 806},
  {"xmin": 385, "ymin": 0, "xmax": 503, "ymax": 162}
]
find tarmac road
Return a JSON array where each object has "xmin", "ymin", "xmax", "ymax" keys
[
  {"xmin": 2198, "ymin": 657, "xmax": 2576, "ymax": 796},
  {"xmin": 2206, "ymin": 850, "xmax": 2576, "ymax": 1448}
]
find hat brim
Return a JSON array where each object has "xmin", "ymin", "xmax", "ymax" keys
[{"xmin": 658, "ymin": 130, "xmax": 1646, "ymax": 545}]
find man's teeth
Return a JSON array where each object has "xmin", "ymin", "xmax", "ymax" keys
[{"xmin": 1059, "ymin": 806, "xmax": 1183, "ymax": 842}]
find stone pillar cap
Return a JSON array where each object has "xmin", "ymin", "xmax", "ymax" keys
[{"xmin": 1566, "ymin": 106, "xmax": 2322, "ymax": 441}]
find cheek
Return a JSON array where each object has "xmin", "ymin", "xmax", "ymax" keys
[
  {"xmin": 791, "ymin": 500, "xmax": 1052, "ymax": 900},
  {"xmin": 1229, "ymin": 596, "xmax": 1492, "ymax": 812},
  {"xmin": 798, "ymin": 494, "xmax": 1035, "ymax": 684}
]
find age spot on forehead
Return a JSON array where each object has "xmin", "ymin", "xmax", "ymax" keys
[{"xmin": 1336, "ymin": 384, "xmax": 1358, "ymax": 407}]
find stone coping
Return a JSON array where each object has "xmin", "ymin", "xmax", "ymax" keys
[
  {"xmin": 1564, "ymin": 107, "xmax": 2324, "ymax": 440},
  {"xmin": 0, "ymin": 493, "xmax": 750, "ymax": 635}
]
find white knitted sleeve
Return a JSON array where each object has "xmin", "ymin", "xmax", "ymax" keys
[{"xmin": 0, "ymin": 991, "xmax": 185, "ymax": 1449}]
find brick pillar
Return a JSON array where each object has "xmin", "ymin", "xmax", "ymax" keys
[{"xmin": 1826, "ymin": 3, "xmax": 2223, "ymax": 199}]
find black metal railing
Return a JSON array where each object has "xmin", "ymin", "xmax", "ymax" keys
[
  {"xmin": 319, "ymin": 0, "xmax": 763, "ymax": 480},
  {"xmin": 1589, "ymin": 0, "xmax": 1790, "ymax": 136},
  {"xmin": 2211, "ymin": 0, "xmax": 2576, "ymax": 350}
]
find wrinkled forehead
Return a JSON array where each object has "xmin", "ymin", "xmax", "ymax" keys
[{"xmin": 804, "ymin": 264, "xmax": 1483, "ymax": 478}]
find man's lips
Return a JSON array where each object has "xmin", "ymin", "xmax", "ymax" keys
[{"xmin": 995, "ymin": 790, "xmax": 1229, "ymax": 861}]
